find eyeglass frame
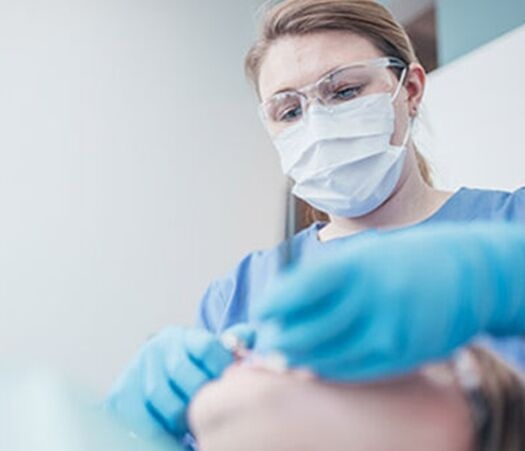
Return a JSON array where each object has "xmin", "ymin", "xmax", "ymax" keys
[{"xmin": 258, "ymin": 56, "xmax": 408, "ymax": 126}]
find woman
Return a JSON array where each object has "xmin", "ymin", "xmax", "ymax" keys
[
  {"xmin": 189, "ymin": 346, "xmax": 525, "ymax": 451},
  {"xmin": 105, "ymin": 0, "xmax": 525, "ymax": 445}
]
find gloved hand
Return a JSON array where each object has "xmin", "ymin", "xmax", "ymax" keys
[
  {"xmin": 104, "ymin": 324, "xmax": 255, "ymax": 442},
  {"xmin": 255, "ymin": 223, "xmax": 525, "ymax": 381}
]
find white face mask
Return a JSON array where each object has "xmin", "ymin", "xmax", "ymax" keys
[{"xmin": 272, "ymin": 91, "xmax": 410, "ymax": 218}]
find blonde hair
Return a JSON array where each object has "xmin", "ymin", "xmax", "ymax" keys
[{"xmin": 244, "ymin": 0, "xmax": 433, "ymax": 224}]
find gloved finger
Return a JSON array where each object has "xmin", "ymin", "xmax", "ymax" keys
[
  {"xmin": 143, "ymin": 350, "xmax": 188, "ymax": 437},
  {"xmin": 104, "ymin": 366, "xmax": 167, "ymax": 439},
  {"xmin": 165, "ymin": 349, "xmax": 213, "ymax": 401},
  {"xmin": 283, "ymin": 304, "xmax": 442, "ymax": 381},
  {"xmin": 292, "ymin": 279, "xmax": 468, "ymax": 374},
  {"xmin": 256, "ymin": 282, "xmax": 363, "ymax": 355},
  {"xmin": 222, "ymin": 323, "xmax": 257, "ymax": 349},
  {"xmin": 316, "ymin": 346, "xmax": 452, "ymax": 382},
  {"xmin": 315, "ymin": 354, "xmax": 407, "ymax": 382},
  {"xmin": 255, "ymin": 254, "xmax": 355, "ymax": 322},
  {"xmin": 183, "ymin": 329, "xmax": 234, "ymax": 378},
  {"xmin": 144, "ymin": 388, "xmax": 187, "ymax": 438},
  {"xmin": 286, "ymin": 315, "xmax": 397, "ymax": 376}
]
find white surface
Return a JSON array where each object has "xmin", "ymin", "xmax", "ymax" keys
[
  {"xmin": 0, "ymin": 0, "xmax": 283, "ymax": 393},
  {"xmin": 418, "ymin": 24, "xmax": 525, "ymax": 191}
]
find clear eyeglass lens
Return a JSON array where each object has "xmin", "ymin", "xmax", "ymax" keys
[
  {"xmin": 263, "ymin": 63, "xmax": 399, "ymax": 134},
  {"xmin": 318, "ymin": 65, "xmax": 373, "ymax": 106},
  {"xmin": 266, "ymin": 93, "xmax": 305, "ymax": 124}
]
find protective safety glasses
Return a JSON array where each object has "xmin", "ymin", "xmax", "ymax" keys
[{"xmin": 260, "ymin": 56, "xmax": 407, "ymax": 135}]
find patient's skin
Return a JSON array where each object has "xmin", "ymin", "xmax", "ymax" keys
[{"xmin": 189, "ymin": 364, "xmax": 473, "ymax": 451}]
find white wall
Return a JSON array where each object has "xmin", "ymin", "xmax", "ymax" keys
[
  {"xmin": 418, "ymin": 24, "xmax": 525, "ymax": 190},
  {"xmin": 2, "ymin": 1, "xmax": 522, "ymax": 397},
  {"xmin": 0, "ymin": 0, "xmax": 284, "ymax": 394}
]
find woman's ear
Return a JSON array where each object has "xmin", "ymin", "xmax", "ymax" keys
[{"xmin": 404, "ymin": 63, "xmax": 426, "ymax": 117}]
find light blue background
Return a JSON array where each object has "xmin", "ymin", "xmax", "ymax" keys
[
  {"xmin": 437, "ymin": 0, "xmax": 525, "ymax": 64},
  {"xmin": 378, "ymin": 0, "xmax": 525, "ymax": 64}
]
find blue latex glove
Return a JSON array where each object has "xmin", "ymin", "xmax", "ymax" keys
[
  {"xmin": 256, "ymin": 223, "xmax": 525, "ymax": 381},
  {"xmin": 104, "ymin": 324, "xmax": 255, "ymax": 443}
]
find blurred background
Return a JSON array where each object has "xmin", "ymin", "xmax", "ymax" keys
[{"xmin": 0, "ymin": 0, "xmax": 523, "ymax": 395}]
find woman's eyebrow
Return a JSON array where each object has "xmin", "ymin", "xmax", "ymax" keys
[
  {"xmin": 270, "ymin": 86, "xmax": 299, "ymax": 97},
  {"xmin": 268, "ymin": 64, "xmax": 346, "ymax": 98}
]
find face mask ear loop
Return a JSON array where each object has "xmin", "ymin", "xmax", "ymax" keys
[
  {"xmin": 400, "ymin": 115, "xmax": 413, "ymax": 149},
  {"xmin": 391, "ymin": 66, "xmax": 408, "ymax": 103},
  {"xmin": 390, "ymin": 66, "xmax": 411, "ymax": 149}
]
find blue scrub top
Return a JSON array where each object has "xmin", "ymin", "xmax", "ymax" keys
[{"xmin": 197, "ymin": 187, "xmax": 525, "ymax": 370}]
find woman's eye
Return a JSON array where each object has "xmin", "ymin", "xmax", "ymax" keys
[
  {"xmin": 333, "ymin": 86, "xmax": 361, "ymax": 101},
  {"xmin": 279, "ymin": 105, "xmax": 303, "ymax": 122}
]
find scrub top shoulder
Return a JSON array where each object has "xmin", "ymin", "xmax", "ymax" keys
[{"xmin": 196, "ymin": 186, "xmax": 525, "ymax": 356}]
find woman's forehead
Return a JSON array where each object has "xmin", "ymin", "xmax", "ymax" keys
[{"xmin": 258, "ymin": 31, "xmax": 384, "ymax": 101}]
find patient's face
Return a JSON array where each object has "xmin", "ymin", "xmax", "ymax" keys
[{"xmin": 189, "ymin": 364, "xmax": 473, "ymax": 451}]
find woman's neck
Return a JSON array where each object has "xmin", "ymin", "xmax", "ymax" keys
[{"xmin": 318, "ymin": 150, "xmax": 454, "ymax": 242}]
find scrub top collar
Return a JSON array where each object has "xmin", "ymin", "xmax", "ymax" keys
[{"xmin": 305, "ymin": 187, "xmax": 468, "ymax": 249}]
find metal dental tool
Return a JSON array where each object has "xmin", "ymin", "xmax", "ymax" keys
[{"xmin": 221, "ymin": 180, "xmax": 297, "ymax": 370}]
